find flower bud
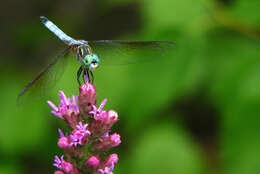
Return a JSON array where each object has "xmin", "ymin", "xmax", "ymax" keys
[
  {"xmin": 78, "ymin": 83, "xmax": 97, "ymax": 115},
  {"xmin": 104, "ymin": 154, "xmax": 118, "ymax": 168},
  {"xmin": 93, "ymin": 133, "xmax": 121, "ymax": 152},
  {"xmin": 84, "ymin": 155, "xmax": 100, "ymax": 172},
  {"xmin": 86, "ymin": 156, "xmax": 100, "ymax": 168},
  {"xmin": 58, "ymin": 136, "xmax": 71, "ymax": 149},
  {"xmin": 89, "ymin": 110, "xmax": 118, "ymax": 137}
]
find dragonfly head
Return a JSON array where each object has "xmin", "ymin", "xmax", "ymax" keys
[{"xmin": 82, "ymin": 54, "xmax": 100, "ymax": 71}]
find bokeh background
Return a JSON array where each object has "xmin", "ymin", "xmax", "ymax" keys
[{"xmin": 1, "ymin": 0, "xmax": 260, "ymax": 173}]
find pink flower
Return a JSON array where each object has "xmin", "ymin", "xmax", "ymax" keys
[
  {"xmin": 98, "ymin": 163, "xmax": 115, "ymax": 174},
  {"xmin": 48, "ymin": 91, "xmax": 80, "ymax": 127},
  {"xmin": 89, "ymin": 109, "xmax": 118, "ymax": 137},
  {"xmin": 49, "ymin": 74, "xmax": 120, "ymax": 174},
  {"xmin": 103, "ymin": 154, "xmax": 118, "ymax": 168},
  {"xmin": 98, "ymin": 154, "xmax": 118, "ymax": 174},
  {"xmin": 86, "ymin": 156, "xmax": 100, "ymax": 167},
  {"xmin": 57, "ymin": 129, "xmax": 71, "ymax": 149},
  {"xmin": 53, "ymin": 155, "xmax": 78, "ymax": 174},
  {"xmin": 70, "ymin": 122, "xmax": 91, "ymax": 147},
  {"xmin": 84, "ymin": 155, "xmax": 100, "ymax": 172},
  {"xmin": 89, "ymin": 99, "xmax": 107, "ymax": 119}
]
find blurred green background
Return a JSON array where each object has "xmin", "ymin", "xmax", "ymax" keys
[{"xmin": 1, "ymin": 0, "xmax": 260, "ymax": 173}]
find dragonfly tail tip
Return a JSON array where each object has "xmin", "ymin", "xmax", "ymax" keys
[{"xmin": 40, "ymin": 16, "xmax": 48, "ymax": 23}]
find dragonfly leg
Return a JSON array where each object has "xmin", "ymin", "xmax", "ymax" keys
[
  {"xmin": 86, "ymin": 70, "xmax": 90, "ymax": 83},
  {"xmin": 90, "ymin": 71, "xmax": 94, "ymax": 84},
  {"xmin": 77, "ymin": 66, "xmax": 83, "ymax": 85},
  {"xmin": 81, "ymin": 69, "xmax": 93, "ymax": 83},
  {"xmin": 82, "ymin": 69, "xmax": 87, "ymax": 82}
]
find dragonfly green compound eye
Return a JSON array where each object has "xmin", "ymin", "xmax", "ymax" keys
[{"xmin": 83, "ymin": 54, "xmax": 100, "ymax": 71}]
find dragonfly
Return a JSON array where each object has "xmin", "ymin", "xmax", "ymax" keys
[{"xmin": 17, "ymin": 16, "xmax": 175, "ymax": 105}]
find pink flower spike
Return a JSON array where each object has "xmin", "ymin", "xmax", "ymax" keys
[{"xmin": 48, "ymin": 73, "xmax": 121, "ymax": 173}]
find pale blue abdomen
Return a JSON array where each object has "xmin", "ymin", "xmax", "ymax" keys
[{"xmin": 40, "ymin": 16, "xmax": 75, "ymax": 45}]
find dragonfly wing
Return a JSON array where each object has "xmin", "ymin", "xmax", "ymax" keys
[
  {"xmin": 88, "ymin": 40, "xmax": 176, "ymax": 65},
  {"xmin": 17, "ymin": 46, "xmax": 71, "ymax": 107}
]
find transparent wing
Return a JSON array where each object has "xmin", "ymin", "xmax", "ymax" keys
[
  {"xmin": 88, "ymin": 40, "xmax": 176, "ymax": 65},
  {"xmin": 17, "ymin": 47, "xmax": 71, "ymax": 107}
]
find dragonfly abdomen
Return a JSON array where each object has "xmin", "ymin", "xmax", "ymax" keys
[{"xmin": 40, "ymin": 16, "xmax": 75, "ymax": 45}]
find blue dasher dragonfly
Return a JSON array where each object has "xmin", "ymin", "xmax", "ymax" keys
[{"xmin": 17, "ymin": 16, "xmax": 175, "ymax": 104}]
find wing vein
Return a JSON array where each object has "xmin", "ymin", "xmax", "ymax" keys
[{"xmin": 18, "ymin": 46, "xmax": 71, "ymax": 100}]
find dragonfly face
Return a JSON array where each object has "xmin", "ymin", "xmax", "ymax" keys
[
  {"xmin": 83, "ymin": 54, "xmax": 100, "ymax": 71},
  {"xmin": 76, "ymin": 44, "xmax": 100, "ymax": 71}
]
